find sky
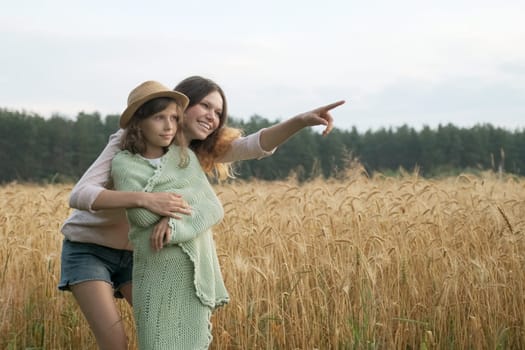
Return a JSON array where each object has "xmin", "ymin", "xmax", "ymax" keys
[{"xmin": 1, "ymin": 0, "xmax": 524, "ymax": 132}]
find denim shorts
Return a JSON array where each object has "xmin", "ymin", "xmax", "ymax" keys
[{"xmin": 58, "ymin": 239, "xmax": 133, "ymax": 298}]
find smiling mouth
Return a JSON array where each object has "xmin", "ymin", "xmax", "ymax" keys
[{"xmin": 198, "ymin": 121, "xmax": 212, "ymax": 131}]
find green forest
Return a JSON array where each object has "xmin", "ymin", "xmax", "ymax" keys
[{"xmin": 1, "ymin": 108, "xmax": 523, "ymax": 184}]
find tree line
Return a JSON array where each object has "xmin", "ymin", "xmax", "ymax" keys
[{"xmin": 1, "ymin": 108, "xmax": 523, "ymax": 184}]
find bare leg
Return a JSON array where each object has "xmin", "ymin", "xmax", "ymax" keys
[{"xmin": 71, "ymin": 281, "xmax": 128, "ymax": 350}]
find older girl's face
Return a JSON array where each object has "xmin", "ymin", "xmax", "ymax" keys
[{"xmin": 182, "ymin": 91, "xmax": 222, "ymax": 141}]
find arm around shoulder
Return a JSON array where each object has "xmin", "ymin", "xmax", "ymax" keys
[{"xmin": 69, "ymin": 129, "xmax": 124, "ymax": 211}]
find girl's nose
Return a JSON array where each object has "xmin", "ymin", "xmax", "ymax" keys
[
  {"xmin": 165, "ymin": 119, "xmax": 175, "ymax": 129},
  {"xmin": 204, "ymin": 112, "xmax": 214, "ymax": 121}
]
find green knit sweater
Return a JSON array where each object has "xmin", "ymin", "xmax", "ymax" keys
[{"xmin": 111, "ymin": 145, "xmax": 229, "ymax": 309}]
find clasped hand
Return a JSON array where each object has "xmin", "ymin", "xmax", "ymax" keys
[{"xmin": 144, "ymin": 192, "xmax": 191, "ymax": 251}]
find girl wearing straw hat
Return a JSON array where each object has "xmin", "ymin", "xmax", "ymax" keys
[
  {"xmin": 59, "ymin": 76, "xmax": 344, "ymax": 349},
  {"xmin": 111, "ymin": 80, "xmax": 227, "ymax": 348}
]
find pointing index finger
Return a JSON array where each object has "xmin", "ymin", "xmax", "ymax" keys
[{"xmin": 320, "ymin": 100, "xmax": 346, "ymax": 112}]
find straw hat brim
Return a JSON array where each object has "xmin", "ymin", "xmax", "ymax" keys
[{"xmin": 119, "ymin": 90, "xmax": 189, "ymax": 129}]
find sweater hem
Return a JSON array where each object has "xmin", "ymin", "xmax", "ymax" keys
[{"xmin": 179, "ymin": 242, "xmax": 230, "ymax": 309}]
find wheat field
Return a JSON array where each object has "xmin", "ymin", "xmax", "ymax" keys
[{"xmin": 1, "ymin": 169, "xmax": 524, "ymax": 349}]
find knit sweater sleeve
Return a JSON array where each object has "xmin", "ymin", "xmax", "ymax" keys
[
  {"xmin": 111, "ymin": 151, "xmax": 161, "ymax": 228},
  {"xmin": 166, "ymin": 185, "xmax": 223, "ymax": 244},
  {"xmin": 159, "ymin": 149, "xmax": 224, "ymax": 244}
]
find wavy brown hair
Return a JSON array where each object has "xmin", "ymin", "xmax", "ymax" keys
[
  {"xmin": 120, "ymin": 97, "xmax": 188, "ymax": 165},
  {"xmin": 174, "ymin": 76, "xmax": 242, "ymax": 180}
]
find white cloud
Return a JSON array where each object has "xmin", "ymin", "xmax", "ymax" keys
[{"xmin": 1, "ymin": 0, "xmax": 524, "ymax": 132}]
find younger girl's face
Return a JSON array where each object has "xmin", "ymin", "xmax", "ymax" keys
[
  {"xmin": 182, "ymin": 91, "xmax": 223, "ymax": 141},
  {"xmin": 139, "ymin": 102, "xmax": 180, "ymax": 158}
]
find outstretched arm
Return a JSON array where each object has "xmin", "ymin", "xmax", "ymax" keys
[
  {"xmin": 220, "ymin": 100, "xmax": 346, "ymax": 163},
  {"xmin": 259, "ymin": 100, "xmax": 345, "ymax": 151}
]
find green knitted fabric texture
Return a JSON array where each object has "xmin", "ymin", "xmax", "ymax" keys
[{"xmin": 111, "ymin": 145, "xmax": 229, "ymax": 348}]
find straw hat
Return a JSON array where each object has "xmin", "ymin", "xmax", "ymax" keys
[{"xmin": 119, "ymin": 80, "xmax": 190, "ymax": 128}]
